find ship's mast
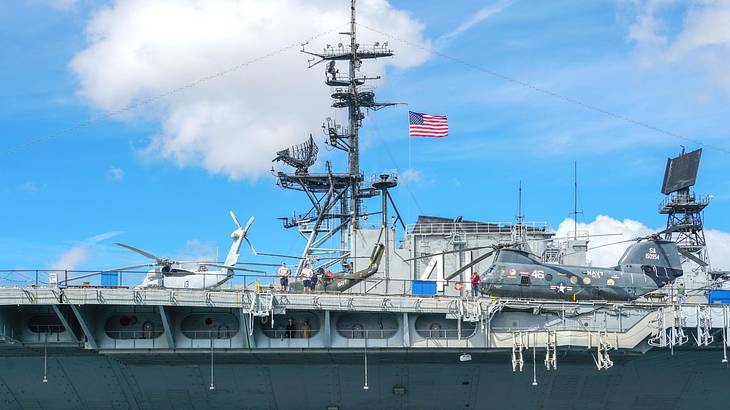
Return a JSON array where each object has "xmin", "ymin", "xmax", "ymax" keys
[
  {"xmin": 273, "ymin": 0, "xmax": 396, "ymax": 273},
  {"xmin": 348, "ymin": 0, "xmax": 360, "ymax": 228}
]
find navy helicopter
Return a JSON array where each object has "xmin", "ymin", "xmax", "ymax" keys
[
  {"xmin": 102, "ymin": 211, "xmax": 265, "ymax": 289},
  {"xmin": 419, "ymin": 227, "xmax": 703, "ymax": 301}
]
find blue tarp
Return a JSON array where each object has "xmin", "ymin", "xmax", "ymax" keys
[
  {"xmin": 412, "ymin": 280, "xmax": 437, "ymax": 296},
  {"xmin": 708, "ymin": 290, "xmax": 730, "ymax": 304},
  {"xmin": 101, "ymin": 272, "xmax": 119, "ymax": 287}
]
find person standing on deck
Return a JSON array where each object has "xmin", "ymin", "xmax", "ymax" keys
[
  {"xmin": 277, "ymin": 262, "xmax": 291, "ymax": 292},
  {"xmin": 301, "ymin": 263, "xmax": 314, "ymax": 294},
  {"xmin": 470, "ymin": 272, "xmax": 481, "ymax": 298}
]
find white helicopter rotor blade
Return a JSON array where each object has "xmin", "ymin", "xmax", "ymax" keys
[
  {"xmin": 106, "ymin": 263, "xmax": 158, "ymax": 272},
  {"xmin": 244, "ymin": 237, "xmax": 257, "ymax": 256},
  {"xmin": 230, "ymin": 210, "xmax": 241, "ymax": 228},
  {"xmin": 243, "ymin": 216, "xmax": 255, "ymax": 234},
  {"xmin": 201, "ymin": 263, "xmax": 267, "ymax": 274},
  {"xmin": 114, "ymin": 243, "xmax": 161, "ymax": 262},
  {"xmin": 62, "ymin": 263, "xmax": 156, "ymax": 284}
]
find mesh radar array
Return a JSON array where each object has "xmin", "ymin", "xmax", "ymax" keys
[
  {"xmin": 658, "ymin": 148, "xmax": 710, "ymax": 272},
  {"xmin": 271, "ymin": 0, "xmax": 397, "ymax": 273}
]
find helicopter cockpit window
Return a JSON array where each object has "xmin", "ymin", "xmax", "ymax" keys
[{"xmin": 498, "ymin": 251, "xmax": 535, "ymax": 265}]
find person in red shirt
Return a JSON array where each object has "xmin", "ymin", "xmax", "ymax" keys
[{"xmin": 470, "ymin": 271, "xmax": 481, "ymax": 297}]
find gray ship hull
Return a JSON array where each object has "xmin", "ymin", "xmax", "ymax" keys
[{"xmin": 1, "ymin": 349, "xmax": 728, "ymax": 410}]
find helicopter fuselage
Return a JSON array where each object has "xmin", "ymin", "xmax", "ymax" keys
[
  {"xmin": 137, "ymin": 267, "xmax": 231, "ymax": 289},
  {"xmin": 480, "ymin": 241, "xmax": 683, "ymax": 301}
]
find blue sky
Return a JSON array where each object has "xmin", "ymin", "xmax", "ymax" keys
[{"xmin": 2, "ymin": 0, "xmax": 730, "ymax": 276}]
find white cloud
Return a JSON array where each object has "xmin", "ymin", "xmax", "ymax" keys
[
  {"xmin": 705, "ymin": 229, "xmax": 730, "ymax": 271},
  {"xmin": 556, "ymin": 215, "xmax": 655, "ymax": 267},
  {"xmin": 70, "ymin": 0, "xmax": 430, "ymax": 180},
  {"xmin": 627, "ymin": 0, "xmax": 730, "ymax": 96},
  {"xmin": 556, "ymin": 215, "xmax": 730, "ymax": 270},
  {"xmin": 51, "ymin": 231, "xmax": 123, "ymax": 271},
  {"xmin": 88, "ymin": 231, "xmax": 124, "ymax": 242},
  {"xmin": 399, "ymin": 168, "xmax": 422, "ymax": 184},
  {"xmin": 17, "ymin": 182, "xmax": 40, "ymax": 192},
  {"xmin": 51, "ymin": 246, "xmax": 88, "ymax": 271},
  {"xmin": 109, "ymin": 166, "xmax": 124, "ymax": 181},
  {"xmin": 175, "ymin": 239, "xmax": 218, "ymax": 263},
  {"xmin": 437, "ymin": 1, "xmax": 512, "ymax": 46}
]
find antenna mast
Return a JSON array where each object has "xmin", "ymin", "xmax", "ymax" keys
[
  {"xmin": 274, "ymin": 0, "xmax": 396, "ymax": 272},
  {"xmin": 512, "ymin": 181, "xmax": 527, "ymax": 249},
  {"xmin": 572, "ymin": 161, "xmax": 582, "ymax": 239},
  {"xmin": 348, "ymin": 0, "xmax": 360, "ymax": 227},
  {"xmin": 517, "ymin": 181, "xmax": 524, "ymax": 224}
]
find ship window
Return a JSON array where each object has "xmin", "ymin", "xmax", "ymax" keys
[
  {"xmin": 28, "ymin": 315, "xmax": 65, "ymax": 333},
  {"xmin": 142, "ymin": 321, "xmax": 154, "ymax": 339},
  {"xmin": 428, "ymin": 323, "xmax": 443, "ymax": 338},
  {"xmin": 352, "ymin": 323, "xmax": 365, "ymax": 338}
]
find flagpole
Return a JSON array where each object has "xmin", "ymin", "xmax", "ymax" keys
[{"xmin": 407, "ymin": 116, "xmax": 412, "ymax": 222}]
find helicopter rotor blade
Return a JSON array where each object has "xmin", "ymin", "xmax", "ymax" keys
[
  {"xmin": 585, "ymin": 238, "xmax": 639, "ymax": 252},
  {"xmin": 536, "ymin": 232, "xmax": 624, "ymax": 242},
  {"xmin": 657, "ymin": 224, "xmax": 701, "ymax": 237},
  {"xmin": 244, "ymin": 237, "xmax": 258, "ymax": 255},
  {"xmin": 174, "ymin": 260, "xmax": 282, "ymax": 267},
  {"xmin": 61, "ymin": 263, "xmax": 156, "ymax": 284},
  {"xmin": 104, "ymin": 263, "xmax": 158, "ymax": 272},
  {"xmin": 243, "ymin": 216, "xmax": 255, "ymax": 234},
  {"xmin": 444, "ymin": 249, "xmax": 497, "ymax": 281},
  {"xmin": 201, "ymin": 263, "xmax": 267, "ymax": 274},
  {"xmin": 254, "ymin": 252, "xmax": 306, "ymax": 260},
  {"xmin": 230, "ymin": 210, "xmax": 241, "ymax": 228},
  {"xmin": 404, "ymin": 245, "xmax": 495, "ymax": 262},
  {"xmin": 677, "ymin": 248, "xmax": 709, "ymax": 267},
  {"xmin": 114, "ymin": 243, "xmax": 161, "ymax": 262}
]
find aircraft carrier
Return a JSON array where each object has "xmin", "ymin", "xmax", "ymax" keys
[{"xmin": 2, "ymin": 1, "xmax": 730, "ymax": 409}]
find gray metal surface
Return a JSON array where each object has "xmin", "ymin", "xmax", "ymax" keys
[{"xmin": 0, "ymin": 349, "xmax": 728, "ymax": 409}]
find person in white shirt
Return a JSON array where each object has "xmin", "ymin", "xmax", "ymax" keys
[
  {"xmin": 301, "ymin": 264, "xmax": 314, "ymax": 294},
  {"xmin": 277, "ymin": 262, "xmax": 291, "ymax": 292}
]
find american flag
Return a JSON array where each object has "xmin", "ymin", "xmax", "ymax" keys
[{"xmin": 408, "ymin": 111, "xmax": 448, "ymax": 137}]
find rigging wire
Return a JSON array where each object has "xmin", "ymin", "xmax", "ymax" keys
[
  {"xmin": 1, "ymin": 23, "xmax": 350, "ymax": 156},
  {"xmin": 356, "ymin": 23, "xmax": 730, "ymax": 156},
  {"xmin": 367, "ymin": 116, "xmax": 425, "ymax": 215}
]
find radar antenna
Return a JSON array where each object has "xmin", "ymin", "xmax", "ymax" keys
[
  {"xmin": 658, "ymin": 148, "xmax": 710, "ymax": 274},
  {"xmin": 273, "ymin": 135, "xmax": 319, "ymax": 175}
]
